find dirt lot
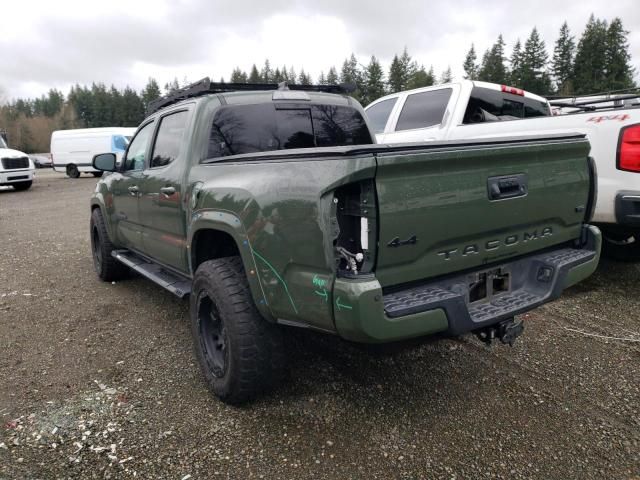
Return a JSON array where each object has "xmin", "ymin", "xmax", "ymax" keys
[{"xmin": 0, "ymin": 169, "xmax": 638, "ymax": 479}]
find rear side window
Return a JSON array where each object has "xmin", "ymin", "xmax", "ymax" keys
[
  {"xmin": 395, "ymin": 89, "xmax": 452, "ymax": 131},
  {"xmin": 151, "ymin": 110, "xmax": 188, "ymax": 168},
  {"xmin": 207, "ymin": 104, "xmax": 372, "ymax": 158},
  {"xmin": 463, "ymin": 87, "xmax": 550, "ymax": 124},
  {"xmin": 366, "ymin": 98, "xmax": 397, "ymax": 134}
]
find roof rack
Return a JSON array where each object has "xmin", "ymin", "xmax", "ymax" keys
[
  {"xmin": 146, "ymin": 77, "xmax": 356, "ymax": 114},
  {"xmin": 549, "ymin": 92, "xmax": 640, "ymax": 111}
]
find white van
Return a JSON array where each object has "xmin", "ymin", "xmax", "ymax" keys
[{"xmin": 51, "ymin": 127, "xmax": 136, "ymax": 178}]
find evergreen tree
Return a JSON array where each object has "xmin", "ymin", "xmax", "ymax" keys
[
  {"xmin": 573, "ymin": 15, "xmax": 609, "ymax": 94},
  {"xmin": 326, "ymin": 66, "xmax": 339, "ymax": 85},
  {"xmin": 439, "ymin": 66, "xmax": 453, "ymax": 84},
  {"xmin": 478, "ymin": 35, "xmax": 508, "ymax": 84},
  {"xmin": 340, "ymin": 54, "xmax": 362, "ymax": 86},
  {"xmin": 463, "ymin": 44, "xmax": 479, "ymax": 80},
  {"xmin": 551, "ymin": 22, "xmax": 576, "ymax": 94},
  {"xmin": 164, "ymin": 78, "xmax": 180, "ymax": 94},
  {"xmin": 387, "ymin": 54, "xmax": 404, "ymax": 92},
  {"xmin": 141, "ymin": 78, "xmax": 161, "ymax": 112},
  {"xmin": 317, "ymin": 71, "xmax": 327, "ymax": 85},
  {"xmin": 230, "ymin": 67, "xmax": 248, "ymax": 83},
  {"xmin": 362, "ymin": 56, "xmax": 385, "ymax": 106},
  {"xmin": 260, "ymin": 60, "xmax": 273, "ymax": 83},
  {"xmin": 248, "ymin": 64, "xmax": 261, "ymax": 83},
  {"xmin": 406, "ymin": 65, "xmax": 435, "ymax": 89},
  {"xmin": 121, "ymin": 86, "xmax": 144, "ymax": 126},
  {"xmin": 388, "ymin": 48, "xmax": 416, "ymax": 92},
  {"xmin": 605, "ymin": 18, "xmax": 635, "ymax": 90},
  {"xmin": 297, "ymin": 69, "xmax": 312, "ymax": 85},
  {"xmin": 509, "ymin": 39, "xmax": 524, "ymax": 86},
  {"xmin": 287, "ymin": 67, "xmax": 297, "ymax": 84},
  {"xmin": 519, "ymin": 27, "xmax": 552, "ymax": 95}
]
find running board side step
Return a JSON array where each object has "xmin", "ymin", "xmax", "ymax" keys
[{"xmin": 112, "ymin": 250, "xmax": 191, "ymax": 298}]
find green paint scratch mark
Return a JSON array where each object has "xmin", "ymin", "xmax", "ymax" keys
[
  {"xmin": 251, "ymin": 249, "xmax": 299, "ymax": 314},
  {"xmin": 315, "ymin": 288, "xmax": 328, "ymax": 302},
  {"xmin": 312, "ymin": 274, "xmax": 327, "ymax": 289},
  {"xmin": 336, "ymin": 296, "xmax": 353, "ymax": 311}
]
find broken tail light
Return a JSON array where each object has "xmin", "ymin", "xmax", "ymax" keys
[
  {"xmin": 618, "ymin": 123, "xmax": 640, "ymax": 173},
  {"xmin": 331, "ymin": 180, "xmax": 377, "ymax": 277}
]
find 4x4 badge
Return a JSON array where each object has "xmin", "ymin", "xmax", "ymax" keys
[{"xmin": 387, "ymin": 235, "xmax": 418, "ymax": 248}]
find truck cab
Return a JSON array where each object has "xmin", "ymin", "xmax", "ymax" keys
[{"xmin": 366, "ymin": 80, "xmax": 551, "ymax": 144}]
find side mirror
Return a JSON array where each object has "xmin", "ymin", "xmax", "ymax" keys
[{"xmin": 92, "ymin": 153, "xmax": 117, "ymax": 172}]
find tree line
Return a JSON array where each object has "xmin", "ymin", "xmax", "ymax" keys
[
  {"xmin": 0, "ymin": 14, "xmax": 635, "ymax": 153},
  {"xmin": 464, "ymin": 15, "xmax": 635, "ymax": 96}
]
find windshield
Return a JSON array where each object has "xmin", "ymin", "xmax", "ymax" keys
[{"xmin": 0, "ymin": 136, "xmax": 7, "ymax": 149}]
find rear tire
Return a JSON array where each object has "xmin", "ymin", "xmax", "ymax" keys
[
  {"xmin": 190, "ymin": 257, "xmax": 285, "ymax": 404},
  {"xmin": 12, "ymin": 181, "xmax": 32, "ymax": 191},
  {"xmin": 92, "ymin": 172, "xmax": 103, "ymax": 178},
  {"xmin": 90, "ymin": 208, "xmax": 129, "ymax": 281},
  {"xmin": 66, "ymin": 164, "xmax": 80, "ymax": 178},
  {"xmin": 602, "ymin": 229, "xmax": 640, "ymax": 262}
]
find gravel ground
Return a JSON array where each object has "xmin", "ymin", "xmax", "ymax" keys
[{"xmin": 0, "ymin": 169, "xmax": 638, "ymax": 479}]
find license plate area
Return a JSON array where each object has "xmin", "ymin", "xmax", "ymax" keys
[{"xmin": 467, "ymin": 267, "xmax": 511, "ymax": 304}]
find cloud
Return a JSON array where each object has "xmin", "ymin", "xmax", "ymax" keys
[{"xmin": 2, "ymin": 0, "xmax": 639, "ymax": 99}]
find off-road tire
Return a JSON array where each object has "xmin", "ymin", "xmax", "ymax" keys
[
  {"xmin": 190, "ymin": 257, "xmax": 285, "ymax": 404},
  {"xmin": 602, "ymin": 231, "xmax": 640, "ymax": 262},
  {"xmin": 12, "ymin": 181, "xmax": 32, "ymax": 191},
  {"xmin": 92, "ymin": 172, "xmax": 103, "ymax": 178},
  {"xmin": 90, "ymin": 208, "xmax": 129, "ymax": 281},
  {"xmin": 66, "ymin": 164, "xmax": 80, "ymax": 178}
]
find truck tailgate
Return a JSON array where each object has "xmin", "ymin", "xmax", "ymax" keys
[{"xmin": 374, "ymin": 135, "xmax": 592, "ymax": 287}]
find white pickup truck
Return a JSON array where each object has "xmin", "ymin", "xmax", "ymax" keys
[
  {"xmin": 365, "ymin": 80, "xmax": 640, "ymax": 260},
  {"xmin": 0, "ymin": 133, "xmax": 35, "ymax": 191}
]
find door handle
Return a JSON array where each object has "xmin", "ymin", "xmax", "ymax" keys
[
  {"xmin": 128, "ymin": 185, "xmax": 139, "ymax": 196},
  {"xmin": 160, "ymin": 186, "xmax": 176, "ymax": 197},
  {"xmin": 487, "ymin": 174, "xmax": 528, "ymax": 201}
]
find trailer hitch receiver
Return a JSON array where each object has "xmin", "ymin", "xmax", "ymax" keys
[{"xmin": 475, "ymin": 317, "xmax": 525, "ymax": 346}]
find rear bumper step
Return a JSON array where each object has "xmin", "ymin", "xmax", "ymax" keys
[
  {"xmin": 331, "ymin": 225, "xmax": 601, "ymax": 343},
  {"xmin": 382, "ymin": 247, "xmax": 595, "ymax": 335},
  {"xmin": 112, "ymin": 250, "xmax": 191, "ymax": 298}
]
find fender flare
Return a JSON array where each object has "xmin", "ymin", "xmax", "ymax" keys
[{"xmin": 188, "ymin": 209, "xmax": 274, "ymax": 321}]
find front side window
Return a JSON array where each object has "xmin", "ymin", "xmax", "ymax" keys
[
  {"xmin": 150, "ymin": 110, "xmax": 189, "ymax": 168},
  {"xmin": 207, "ymin": 104, "xmax": 372, "ymax": 159},
  {"xmin": 395, "ymin": 89, "xmax": 452, "ymax": 131},
  {"xmin": 123, "ymin": 122, "xmax": 154, "ymax": 171},
  {"xmin": 365, "ymin": 98, "xmax": 397, "ymax": 134}
]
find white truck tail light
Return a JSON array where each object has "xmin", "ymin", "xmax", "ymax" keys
[{"xmin": 617, "ymin": 124, "xmax": 640, "ymax": 173}]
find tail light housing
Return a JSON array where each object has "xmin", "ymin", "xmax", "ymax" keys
[
  {"xmin": 617, "ymin": 123, "xmax": 640, "ymax": 172},
  {"xmin": 331, "ymin": 180, "xmax": 377, "ymax": 277}
]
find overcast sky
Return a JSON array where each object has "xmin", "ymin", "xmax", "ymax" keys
[{"xmin": 3, "ymin": 0, "xmax": 639, "ymax": 101}]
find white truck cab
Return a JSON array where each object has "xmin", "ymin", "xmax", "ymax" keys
[
  {"xmin": 0, "ymin": 134, "xmax": 35, "ymax": 191},
  {"xmin": 365, "ymin": 80, "xmax": 640, "ymax": 260}
]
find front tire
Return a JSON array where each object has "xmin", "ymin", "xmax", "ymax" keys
[
  {"xmin": 66, "ymin": 164, "xmax": 80, "ymax": 178},
  {"xmin": 92, "ymin": 172, "xmax": 103, "ymax": 178},
  {"xmin": 90, "ymin": 208, "xmax": 129, "ymax": 281},
  {"xmin": 12, "ymin": 181, "xmax": 32, "ymax": 191},
  {"xmin": 190, "ymin": 257, "xmax": 285, "ymax": 404}
]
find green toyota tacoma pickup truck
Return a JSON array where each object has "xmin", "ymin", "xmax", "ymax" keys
[{"xmin": 89, "ymin": 78, "xmax": 601, "ymax": 404}]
